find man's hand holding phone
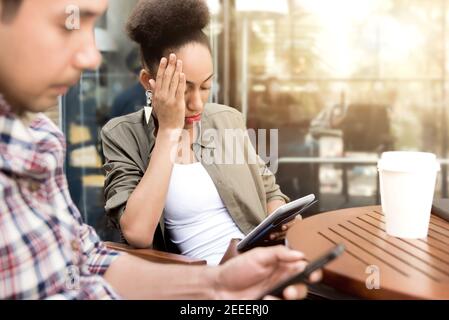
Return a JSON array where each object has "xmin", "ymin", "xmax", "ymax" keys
[{"xmin": 260, "ymin": 244, "xmax": 345, "ymax": 299}]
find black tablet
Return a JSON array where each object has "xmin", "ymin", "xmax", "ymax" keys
[{"xmin": 237, "ymin": 194, "xmax": 316, "ymax": 252}]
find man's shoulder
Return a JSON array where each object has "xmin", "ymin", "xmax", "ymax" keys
[
  {"xmin": 29, "ymin": 113, "xmax": 66, "ymax": 151},
  {"xmin": 31, "ymin": 113, "xmax": 62, "ymax": 133}
]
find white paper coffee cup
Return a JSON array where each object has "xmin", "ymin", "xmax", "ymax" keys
[{"xmin": 377, "ymin": 151, "xmax": 440, "ymax": 239}]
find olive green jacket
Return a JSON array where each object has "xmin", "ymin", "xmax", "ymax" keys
[{"xmin": 101, "ymin": 103, "xmax": 289, "ymax": 252}]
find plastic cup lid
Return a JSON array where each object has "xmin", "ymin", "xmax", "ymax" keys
[{"xmin": 377, "ymin": 151, "xmax": 441, "ymax": 172}]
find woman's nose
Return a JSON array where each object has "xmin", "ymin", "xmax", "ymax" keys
[{"xmin": 187, "ymin": 90, "xmax": 204, "ymax": 113}]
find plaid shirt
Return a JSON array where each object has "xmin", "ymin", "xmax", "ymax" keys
[{"xmin": 0, "ymin": 95, "xmax": 122, "ymax": 299}]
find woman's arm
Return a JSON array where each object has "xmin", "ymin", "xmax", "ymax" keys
[
  {"xmin": 120, "ymin": 130, "xmax": 180, "ymax": 247},
  {"xmin": 112, "ymin": 54, "xmax": 187, "ymax": 248}
]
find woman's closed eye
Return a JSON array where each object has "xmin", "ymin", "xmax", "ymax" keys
[
  {"xmin": 201, "ymin": 81, "xmax": 212, "ymax": 90},
  {"xmin": 184, "ymin": 87, "xmax": 211, "ymax": 95}
]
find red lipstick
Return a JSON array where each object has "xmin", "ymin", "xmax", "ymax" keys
[{"xmin": 185, "ymin": 114, "xmax": 202, "ymax": 124}]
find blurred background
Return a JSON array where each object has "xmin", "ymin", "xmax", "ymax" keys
[{"xmin": 57, "ymin": 0, "xmax": 449, "ymax": 240}]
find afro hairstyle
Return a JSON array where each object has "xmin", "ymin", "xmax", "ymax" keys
[{"xmin": 126, "ymin": 0, "xmax": 211, "ymax": 74}]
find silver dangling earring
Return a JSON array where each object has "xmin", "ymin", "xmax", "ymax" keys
[
  {"xmin": 146, "ymin": 90, "xmax": 153, "ymax": 107},
  {"xmin": 144, "ymin": 90, "xmax": 153, "ymax": 123}
]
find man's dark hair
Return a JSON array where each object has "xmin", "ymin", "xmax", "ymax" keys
[
  {"xmin": 126, "ymin": 0, "xmax": 211, "ymax": 75},
  {"xmin": 1, "ymin": 0, "xmax": 23, "ymax": 23}
]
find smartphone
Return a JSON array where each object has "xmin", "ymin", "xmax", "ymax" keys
[
  {"xmin": 237, "ymin": 194, "xmax": 317, "ymax": 252},
  {"xmin": 258, "ymin": 243, "xmax": 345, "ymax": 299}
]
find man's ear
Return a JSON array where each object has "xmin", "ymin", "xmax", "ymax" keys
[{"xmin": 139, "ymin": 69, "xmax": 152, "ymax": 91}]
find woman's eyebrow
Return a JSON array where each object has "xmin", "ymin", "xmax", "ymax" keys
[{"xmin": 203, "ymin": 74, "xmax": 214, "ymax": 82}]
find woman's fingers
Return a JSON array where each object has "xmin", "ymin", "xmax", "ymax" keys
[
  {"xmin": 169, "ymin": 60, "xmax": 182, "ymax": 97},
  {"xmin": 270, "ymin": 225, "xmax": 292, "ymax": 240},
  {"xmin": 284, "ymin": 219, "xmax": 298, "ymax": 230},
  {"xmin": 162, "ymin": 53, "xmax": 178, "ymax": 93},
  {"xmin": 270, "ymin": 230, "xmax": 288, "ymax": 240},
  {"xmin": 270, "ymin": 220, "xmax": 297, "ymax": 239},
  {"xmin": 176, "ymin": 73, "xmax": 186, "ymax": 100},
  {"xmin": 269, "ymin": 220, "xmax": 298, "ymax": 241},
  {"xmin": 155, "ymin": 57, "xmax": 167, "ymax": 92},
  {"xmin": 270, "ymin": 232, "xmax": 281, "ymax": 240}
]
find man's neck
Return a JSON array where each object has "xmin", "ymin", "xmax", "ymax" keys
[
  {"xmin": 1, "ymin": 91, "xmax": 25, "ymax": 116},
  {"xmin": 19, "ymin": 111, "xmax": 36, "ymax": 127},
  {"xmin": 0, "ymin": 92, "xmax": 36, "ymax": 126}
]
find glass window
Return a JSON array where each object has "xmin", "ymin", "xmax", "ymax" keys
[
  {"xmin": 61, "ymin": 0, "xmax": 449, "ymax": 238},
  {"xmin": 61, "ymin": 0, "xmax": 143, "ymax": 240},
  {"xmin": 227, "ymin": 0, "xmax": 449, "ymax": 214}
]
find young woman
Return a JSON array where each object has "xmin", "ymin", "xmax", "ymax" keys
[{"xmin": 101, "ymin": 0, "xmax": 293, "ymax": 265}]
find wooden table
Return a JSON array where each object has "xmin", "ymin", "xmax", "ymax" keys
[{"xmin": 287, "ymin": 206, "xmax": 449, "ymax": 299}]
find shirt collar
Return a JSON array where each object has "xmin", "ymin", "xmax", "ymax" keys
[
  {"xmin": 0, "ymin": 93, "xmax": 62, "ymax": 179},
  {"xmin": 0, "ymin": 93, "xmax": 11, "ymax": 114}
]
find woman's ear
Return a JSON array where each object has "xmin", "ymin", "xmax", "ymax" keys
[{"xmin": 139, "ymin": 69, "xmax": 152, "ymax": 91}]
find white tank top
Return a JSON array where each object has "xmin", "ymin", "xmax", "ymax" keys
[{"xmin": 164, "ymin": 162, "xmax": 245, "ymax": 265}]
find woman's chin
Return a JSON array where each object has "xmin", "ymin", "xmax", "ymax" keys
[{"xmin": 183, "ymin": 120, "xmax": 198, "ymax": 129}]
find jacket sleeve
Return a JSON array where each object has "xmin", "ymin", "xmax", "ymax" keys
[
  {"xmin": 257, "ymin": 151, "xmax": 290, "ymax": 203},
  {"xmin": 236, "ymin": 112, "xmax": 290, "ymax": 204},
  {"xmin": 100, "ymin": 126, "xmax": 144, "ymax": 230}
]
